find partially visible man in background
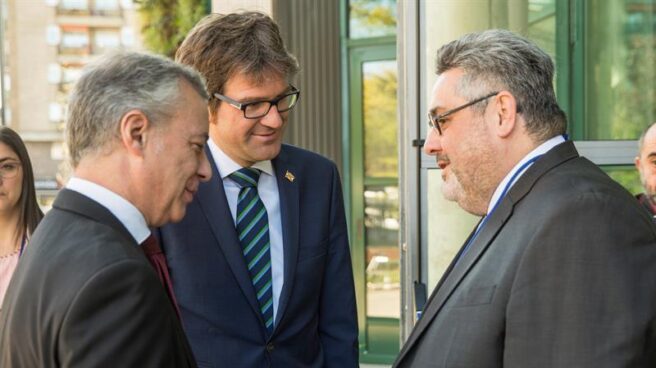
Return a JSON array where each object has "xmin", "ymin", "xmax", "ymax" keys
[
  {"xmin": 0, "ymin": 51, "xmax": 211, "ymax": 367},
  {"xmin": 635, "ymin": 122, "xmax": 656, "ymax": 219},
  {"xmin": 158, "ymin": 11, "xmax": 358, "ymax": 368}
]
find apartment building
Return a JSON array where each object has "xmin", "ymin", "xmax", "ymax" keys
[{"xmin": 2, "ymin": 0, "xmax": 141, "ymax": 208}]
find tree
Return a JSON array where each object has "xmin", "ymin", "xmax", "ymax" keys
[{"xmin": 136, "ymin": 0, "xmax": 208, "ymax": 58}]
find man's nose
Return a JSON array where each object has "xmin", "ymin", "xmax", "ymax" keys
[
  {"xmin": 198, "ymin": 150, "xmax": 212, "ymax": 182},
  {"xmin": 259, "ymin": 105, "xmax": 284, "ymax": 128},
  {"xmin": 423, "ymin": 127, "xmax": 442, "ymax": 156}
]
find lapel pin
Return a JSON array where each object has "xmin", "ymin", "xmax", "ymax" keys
[{"xmin": 285, "ymin": 170, "xmax": 295, "ymax": 182}]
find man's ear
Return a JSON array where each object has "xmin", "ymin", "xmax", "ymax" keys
[
  {"xmin": 119, "ymin": 109, "xmax": 150, "ymax": 156},
  {"xmin": 493, "ymin": 91, "xmax": 519, "ymax": 138},
  {"xmin": 635, "ymin": 155, "xmax": 641, "ymax": 170}
]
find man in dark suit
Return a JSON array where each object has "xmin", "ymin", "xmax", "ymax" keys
[
  {"xmin": 158, "ymin": 12, "xmax": 358, "ymax": 367},
  {"xmin": 0, "ymin": 51, "xmax": 212, "ymax": 367},
  {"xmin": 394, "ymin": 30, "xmax": 656, "ymax": 367},
  {"xmin": 635, "ymin": 122, "xmax": 656, "ymax": 219}
]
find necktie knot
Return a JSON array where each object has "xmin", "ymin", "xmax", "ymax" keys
[{"xmin": 230, "ymin": 167, "xmax": 261, "ymax": 188}]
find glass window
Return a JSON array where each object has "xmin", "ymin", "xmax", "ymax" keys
[
  {"xmin": 604, "ymin": 165, "xmax": 643, "ymax": 195},
  {"xmin": 349, "ymin": 0, "xmax": 397, "ymax": 38},
  {"xmin": 364, "ymin": 186, "xmax": 400, "ymax": 318},
  {"xmin": 363, "ymin": 60, "xmax": 398, "ymax": 178},
  {"xmin": 93, "ymin": 29, "xmax": 121, "ymax": 53},
  {"xmin": 584, "ymin": 0, "xmax": 655, "ymax": 139},
  {"xmin": 60, "ymin": 29, "xmax": 90, "ymax": 55},
  {"xmin": 59, "ymin": 0, "xmax": 89, "ymax": 13},
  {"xmin": 527, "ymin": 0, "xmax": 557, "ymax": 59},
  {"xmin": 94, "ymin": 0, "xmax": 119, "ymax": 11}
]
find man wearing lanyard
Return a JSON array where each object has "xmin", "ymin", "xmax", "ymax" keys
[
  {"xmin": 394, "ymin": 30, "xmax": 656, "ymax": 367},
  {"xmin": 635, "ymin": 122, "xmax": 656, "ymax": 220}
]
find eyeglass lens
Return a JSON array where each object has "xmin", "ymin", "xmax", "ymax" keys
[
  {"xmin": 0, "ymin": 162, "xmax": 20, "ymax": 179},
  {"xmin": 244, "ymin": 93, "xmax": 299, "ymax": 118}
]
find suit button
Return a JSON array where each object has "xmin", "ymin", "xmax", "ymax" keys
[{"xmin": 266, "ymin": 343, "xmax": 275, "ymax": 352}]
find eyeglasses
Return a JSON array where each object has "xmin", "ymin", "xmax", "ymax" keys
[
  {"xmin": 213, "ymin": 86, "xmax": 301, "ymax": 119},
  {"xmin": 0, "ymin": 160, "xmax": 21, "ymax": 179},
  {"xmin": 427, "ymin": 91, "xmax": 499, "ymax": 135}
]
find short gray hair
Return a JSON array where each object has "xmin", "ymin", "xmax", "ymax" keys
[
  {"xmin": 67, "ymin": 50, "xmax": 208, "ymax": 167},
  {"xmin": 435, "ymin": 29, "xmax": 567, "ymax": 141}
]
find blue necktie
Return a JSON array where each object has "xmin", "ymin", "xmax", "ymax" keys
[{"xmin": 229, "ymin": 168, "xmax": 274, "ymax": 335}]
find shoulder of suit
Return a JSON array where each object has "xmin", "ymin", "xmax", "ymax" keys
[{"xmin": 280, "ymin": 144, "xmax": 337, "ymax": 167}]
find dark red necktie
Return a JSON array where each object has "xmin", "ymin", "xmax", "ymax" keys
[{"xmin": 141, "ymin": 235, "xmax": 181, "ymax": 320}]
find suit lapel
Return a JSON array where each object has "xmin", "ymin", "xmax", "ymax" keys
[
  {"xmin": 196, "ymin": 146, "xmax": 263, "ymax": 321},
  {"xmin": 395, "ymin": 141, "xmax": 580, "ymax": 365},
  {"xmin": 53, "ymin": 189, "xmax": 135, "ymax": 245},
  {"xmin": 271, "ymin": 146, "xmax": 300, "ymax": 329}
]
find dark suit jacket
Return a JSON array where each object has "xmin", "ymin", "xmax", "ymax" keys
[
  {"xmin": 395, "ymin": 141, "xmax": 656, "ymax": 367},
  {"xmin": 0, "ymin": 189, "xmax": 196, "ymax": 367},
  {"xmin": 159, "ymin": 144, "xmax": 358, "ymax": 368}
]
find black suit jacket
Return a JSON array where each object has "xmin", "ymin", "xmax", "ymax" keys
[
  {"xmin": 0, "ymin": 189, "xmax": 196, "ymax": 367},
  {"xmin": 395, "ymin": 141, "xmax": 656, "ymax": 367}
]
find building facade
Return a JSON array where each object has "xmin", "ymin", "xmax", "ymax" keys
[{"xmin": 2, "ymin": 0, "xmax": 141, "ymax": 209}]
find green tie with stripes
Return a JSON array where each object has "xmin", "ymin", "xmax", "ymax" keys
[{"xmin": 230, "ymin": 167, "xmax": 274, "ymax": 335}]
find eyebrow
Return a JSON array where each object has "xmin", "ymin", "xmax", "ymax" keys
[
  {"xmin": 237, "ymin": 87, "xmax": 295, "ymax": 103},
  {"xmin": 0, "ymin": 157, "xmax": 19, "ymax": 163},
  {"xmin": 647, "ymin": 152, "xmax": 656, "ymax": 159}
]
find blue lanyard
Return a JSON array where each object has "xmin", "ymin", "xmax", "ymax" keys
[{"xmin": 457, "ymin": 154, "xmax": 544, "ymax": 261}]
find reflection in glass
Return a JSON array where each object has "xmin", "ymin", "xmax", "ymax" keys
[
  {"xmin": 585, "ymin": 0, "xmax": 655, "ymax": 139},
  {"xmin": 604, "ymin": 165, "xmax": 642, "ymax": 195},
  {"xmin": 364, "ymin": 186, "xmax": 399, "ymax": 318},
  {"xmin": 527, "ymin": 0, "xmax": 556, "ymax": 59},
  {"xmin": 363, "ymin": 60, "xmax": 398, "ymax": 178},
  {"xmin": 349, "ymin": 0, "xmax": 397, "ymax": 38}
]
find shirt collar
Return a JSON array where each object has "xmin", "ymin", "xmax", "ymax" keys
[
  {"xmin": 207, "ymin": 137, "xmax": 274, "ymax": 179},
  {"xmin": 486, "ymin": 135, "xmax": 566, "ymax": 214},
  {"xmin": 66, "ymin": 177, "xmax": 150, "ymax": 244}
]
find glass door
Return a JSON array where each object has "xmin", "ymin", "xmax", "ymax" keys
[{"xmin": 349, "ymin": 44, "xmax": 399, "ymax": 364}]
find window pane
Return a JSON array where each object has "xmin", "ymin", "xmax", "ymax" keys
[
  {"xmin": 603, "ymin": 165, "xmax": 643, "ymax": 195},
  {"xmin": 527, "ymin": 0, "xmax": 556, "ymax": 60},
  {"xmin": 363, "ymin": 60, "xmax": 398, "ymax": 178},
  {"xmin": 364, "ymin": 185, "xmax": 400, "ymax": 318},
  {"xmin": 349, "ymin": 0, "xmax": 397, "ymax": 38},
  {"xmin": 584, "ymin": 0, "xmax": 655, "ymax": 139}
]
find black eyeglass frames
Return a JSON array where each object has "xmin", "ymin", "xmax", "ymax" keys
[
  {"xmin": 213, "ymin": 86, "xmax": 301, "ymax": 119},
  {"xmin": 427, "ymin": 91, "xmax": 499, "ymax": 135}
]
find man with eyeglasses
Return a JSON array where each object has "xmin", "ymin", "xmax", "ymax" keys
[
  {"xmin": 394, "ymin": 30, "xmax": 656, "ymax": 368},
  {"xmin": 157, "ymin": 11, "xmax": 358, "ymax": 368}
]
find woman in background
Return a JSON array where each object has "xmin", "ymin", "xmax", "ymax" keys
[{"xmin": 0, "ymin": 127, "xmax": 43, "ymax": 306}]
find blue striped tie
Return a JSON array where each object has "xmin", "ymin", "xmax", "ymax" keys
[{"xmin": 229, "ymin": 168, "xmax": 274, "ymax": 335}]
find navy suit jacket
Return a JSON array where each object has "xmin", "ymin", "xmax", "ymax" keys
[{"xmin": 159, "ymin": 144, "xmax": 358, "ymax": 368}]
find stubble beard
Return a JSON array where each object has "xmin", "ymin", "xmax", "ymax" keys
[{"xmin": 449, "ymin": 129, "xmax": 498, "ymax": 216}]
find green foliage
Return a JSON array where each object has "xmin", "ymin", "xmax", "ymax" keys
[
  {"xmin": 363, "ymin": 66, "xmax": 398, "ymax": 178},
  {"xmin": 349, "ymin": 0, "xmax": 396, "ymax": 38},
  {"xmin": 350, "ymin": 0, "xmax": 396, "ymax": 27},
  {"xmin": 136, "ymin": 0, "xmax": 208, "ymax": 58}
]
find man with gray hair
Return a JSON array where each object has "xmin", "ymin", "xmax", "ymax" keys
[
  {"xmin": 394, "ymin": 30, "xmax": 656, "ymax": 367},
  {"xmin": 0, "ymin": 51, "xmax": 211, "ymax": 367}
]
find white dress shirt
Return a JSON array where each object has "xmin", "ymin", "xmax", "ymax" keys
[
  {"xmin": 486, "ymin": 135, "xmax": 566, "ymax": 215},
  {"xmin": 207, "ymin": 138, "xmax": 284, "ymax": 323},
  {"xmin": 66, "ymin": 177, "xmax": 150, "ymax": 244}
]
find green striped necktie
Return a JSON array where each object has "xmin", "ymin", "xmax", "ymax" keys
[{"xmin": 229, "ymin": 167, "xmax": 274, "ymax": 335}]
